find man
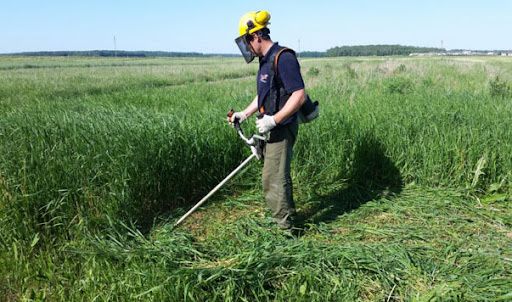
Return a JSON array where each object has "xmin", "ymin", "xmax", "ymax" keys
[{"xmin": 228, "ymin": 11, "xmax": 306, "ymax": 230}]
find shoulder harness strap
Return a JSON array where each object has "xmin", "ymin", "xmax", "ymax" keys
[
  {"xmin": 273, "ymin": 47, "xmax": 295, "ymax": 76},
  {"xmin": 259, "ymin": 47, "xmax": 296, "ymax": 114}
]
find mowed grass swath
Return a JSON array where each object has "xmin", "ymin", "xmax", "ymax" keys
[{"xmin": 0, "ymin": 56, "xmax": 511, "ymax": 301}]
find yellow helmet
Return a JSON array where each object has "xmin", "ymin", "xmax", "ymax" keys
[{"xmin": 238, "ymin": 10, "xmax": 271, "ymax": 37}]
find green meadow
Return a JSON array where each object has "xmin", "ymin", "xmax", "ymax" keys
[{"xmin": 0, "ymin": 55, "xmax": 511, "ymax": 301}]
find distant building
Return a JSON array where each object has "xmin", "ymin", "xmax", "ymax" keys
[{"xmin": 409, "ymin": 50, "xmax": 512, "ymax": 57}]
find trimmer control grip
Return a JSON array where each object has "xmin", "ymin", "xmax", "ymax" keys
[{"xmin": 227, "ymin": 109, "xmax": 242, "ymax": 132}]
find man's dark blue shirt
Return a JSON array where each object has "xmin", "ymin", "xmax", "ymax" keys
[{"xmin": 257, "ymin": 42, "xmax": 305, "ymax": 126}]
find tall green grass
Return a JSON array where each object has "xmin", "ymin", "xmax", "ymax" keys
[{"xmin": 1, "ymin": 56, "xmax": 511, "ymax": 300}]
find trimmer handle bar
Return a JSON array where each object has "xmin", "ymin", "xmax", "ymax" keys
[{"xmin": 227, "ymin": 109, "xmax": 266, "ymax": 160}]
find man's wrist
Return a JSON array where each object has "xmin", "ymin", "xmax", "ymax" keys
[{"xmin": 273, "ymin": 113, "xmax": 282, "ymax": 125}]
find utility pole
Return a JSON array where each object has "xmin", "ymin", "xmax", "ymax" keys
[
  {"xmin": 113, "ymin": 35, "xmax": 117, "ymax": 57},
  {"xmin": 298, "ymin": 39, "xmax": 301, "ymax": 59}
]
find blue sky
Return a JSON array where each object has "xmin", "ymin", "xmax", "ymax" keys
[{"xmin": 1, "ymin": 0, "xmax": 510, "ymax": 53}]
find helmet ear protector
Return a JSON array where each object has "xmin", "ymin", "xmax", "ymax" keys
[{"xmin": 254, "ymin": 10, "xmax": 270, "ymax": 26}]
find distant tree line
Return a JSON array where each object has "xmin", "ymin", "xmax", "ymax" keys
[
  {"xmin": 297, "ymin": 51, "xmax": 326, "ymax": 58},
  {"xmin": 3, "ymin": 50, "xmax": 238, "ymax": 58},
  {"xmin": 298, "ymin": 45, "xmax": 444, "ymax": 57},
  {"xmin": 323, "ymin": 45, "xmax": 444, "ymax": 57},
  {"xmin": 3, "ymin": 45, "xmax": 445, "ymax": 58}
]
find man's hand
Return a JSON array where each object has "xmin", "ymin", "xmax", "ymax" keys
[
  {"xmin": 256, "ymin": 114, "xmax": 276, "ymax": 134},
  {"xmin": 227, "ymin": 111, "xmax": 247, "ymax": 127}
]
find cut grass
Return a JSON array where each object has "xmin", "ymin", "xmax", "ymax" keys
[{"xmin": 2, "ymin": 186, "xmax": 510, "ymax": 301}]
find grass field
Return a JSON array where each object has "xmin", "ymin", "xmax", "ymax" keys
[{"xmin": 0, "ymin": 55, "xmax": 511, "ymax": 301}]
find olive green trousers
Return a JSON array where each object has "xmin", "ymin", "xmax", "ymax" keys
[{"xmin": 262, "ymin": 122, "xmax": 298, "ymax": 229}]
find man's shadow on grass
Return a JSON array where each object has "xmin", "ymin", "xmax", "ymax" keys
[{"xmin": 296, "ymin": 133, "xmax": 403, "ymax": 226}]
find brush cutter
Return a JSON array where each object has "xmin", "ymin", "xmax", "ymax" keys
[{"xmin": 173, "ymin": 110, "xmax": 266, "ymax": 228}]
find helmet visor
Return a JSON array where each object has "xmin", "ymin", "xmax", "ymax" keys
[{"xmin": 235, "ymin": 36, "xmax": 255, "ymax": 63}]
